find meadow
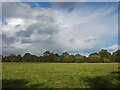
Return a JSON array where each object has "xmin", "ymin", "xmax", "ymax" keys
[{"xmin": 2, "ymin": 63, "xmax": 119, "ymax": 88}]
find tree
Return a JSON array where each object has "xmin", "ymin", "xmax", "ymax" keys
[
  {"xmin": 2, "ymin": 49, "xmax": 119, "ymax": 63},
  {"xmin": 112, "ymin": 50, "xmax": 120, "ymax": 62},
  {"xmin": 49, "ymin": 53, "xmax": 58, "ymax": 62},
  {"xmin": 89, "ymin": 52, "xmax": 99, "ymax": 56},
  {"xmin": 61, "ymin": 52, "xmax": 70, "ymax": 63},
  {"xmin": 57, "ymin": 55, "xmax": 63, "ymax": 63},
  {"xmin": 16, "ymin": 54, "xmax": 22, "ymax": 62},
  {"xmin": 38, "ymin": 56, "xmax": 43, "ymax": 62},
  {"xmin": 102, "ymin": 58, "xmax": 110, "ymax": 63},
  {"xmin": 22, "ymin": 53, "xmax": 38, "ymax": 62},
  {"xmin": 43, "ymin": 51, "xmax": 51, "ymax": 56},
  {"xmin": 3, "ymin": 56, "xmax": 9, "ymax": 62},
  {"xmin": 22, "ymin": 53, "xmax": 30, "ymax": 62},
  {"xmin": 88, "ymin": 55, "xmax": 102, "ymax": 63},
  {"xmin": 98, "ymin": 49, "xmax": 112, "ymax": 62},
  {"xmin": 62, "ymin": 52, "xmax": 69, "ymax": 57},
  {"xmin": 30, "ymin": 55, "xmax": 38, "ymax": 62},
  {"xmin": 43, "ymin": 51, "xmax": 59, "ymax": 62},
  {"xmin": 0, "ymin": 55, "xmax": 2, "ymax": 62},
  {"xmin": 75, "ymin": 55, "xmax": 85, "ymax": 63},
  {"xmin": 8, "ymin": 54, "xmax": 17, "ymax": 62}
]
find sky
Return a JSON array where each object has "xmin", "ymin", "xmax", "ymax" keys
[{"xmin": 1, "ymin": 2, "xmax": 119, "ymax": 56}]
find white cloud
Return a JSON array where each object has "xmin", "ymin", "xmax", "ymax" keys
[
  {"xmin": 105, "ymin": 45, "xmax": 119, "ymax": 51},
  {"xmin": 2, "ymin": 2, "xmax": 118, "ymax": 55}
]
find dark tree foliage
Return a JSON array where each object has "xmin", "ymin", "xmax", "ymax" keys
[
  {"xmin": 98, "ymin": 49, "xmax": 112, "ymax": 62},
  {"xmin": 22, "ymin": 53, "xmax": 38, "ymax": 62},
  {"xmin": 16, "ymin": 54, "xmax": 22, "ymax": 62},
  {"xmin": 112, "ymin": 50, "xmax": 120, "ymax": 62},
  {"xmin": 88, "ymin": 55, "xmax": 102, "ymax": 63},
  {"xmin": 2, "ymin": 50, "xmax": 120, "ymax": 63}
]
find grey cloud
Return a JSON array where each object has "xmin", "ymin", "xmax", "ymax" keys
[
  {"xmin": 37, "ymin": 26, "xmax": 58, "ymax": 35},
  {"xmin": 49, "ymin": 17, "xmax": 55, "ymax": 22},
  {"xmin": 15, "ymin": 24, "xmax": 21, "ymax": 28},
  {"xmin": 52, "ymin": 2, "xmax": 79, "ymax": 13},
  {"xmin": 16, "ymin": 30, "xmax": 33, "ymax": 37},
  {"xmin": 45, "ymin": 25, "xmax": 59, "ymax": 34},
  {"xmin": 2, "ymin": 46, "xmax": 25, "ymax": 56},
  {"xmin": 2, "ymin": 2, "xmax": 33, "ymax": 19},
  {"xmin": 21, "ymin": 39, "xmax": 32, "ymax": 43},
  {"xmin": 2, "ymin": 34, "xmax": 15, "ymax": 43},
  {"xmin": 36, "ymin": 15, "xmax": 49, "ymax": 21},
  {"xmin": 0, "ymin": 2, "xmax": 2, "ymax": 18},
  {"xmin": 69, "ymin": 38, "xmax": 75, "ymax": 43},
  {"xmin": 84, "ymin": 36, "xmax": 97, "ymax": 42}
]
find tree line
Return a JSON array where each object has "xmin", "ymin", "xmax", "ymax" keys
[{"xmin": 2, "ymin": 49, "xmax": 120, "ymax": 63}]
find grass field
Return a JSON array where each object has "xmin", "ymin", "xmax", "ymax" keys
[{"xmin": 2, "ymin": 63, "xmax": 119, "ymax": 88}]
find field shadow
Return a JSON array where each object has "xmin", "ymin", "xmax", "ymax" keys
[
  {"xmin": 2, "ymin": 71, "xmax": 120, "ymax": 88},
  {"xmin": 2, "ymin": 79, "xmax": 45, "ymax": 88},
  {"xmin": 111, "ymin": 71, "xmax": 120, "ymax": 75},
  {"xmin": 84, "ymin": 71, "xmax": 119, "ymax": 88}
]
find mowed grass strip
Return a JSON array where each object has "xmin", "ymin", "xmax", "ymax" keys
[{"xmin": 2, "ymin": 63, "xmax": 119, "ymax": 88}]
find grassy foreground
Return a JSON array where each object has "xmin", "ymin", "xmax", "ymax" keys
[{"xmin": 2, "ymin": 63, "xmax": 119, "ymax": 88}]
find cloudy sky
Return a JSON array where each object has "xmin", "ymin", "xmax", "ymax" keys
[{"xmin": 1, "ymin": 2, "xmax": 118, "ymax": 56}]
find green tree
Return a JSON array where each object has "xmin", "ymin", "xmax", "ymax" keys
[
  {"xmin": 22, "ymin": 53, "xmax": 31, "ymax": 62},
  {"xmin": 16, "ymin": 54, "xmax": 22, "ymax": 62},
  {"xmin": 43, "ymin": 51, "xmax": 51, "ymax": 56},
  {"xmin": 75, "ymin": 55, "xmax": 85, "ymax": 63},
  {"xmin": 61, "ymin": 52, "xmax": 69, "ymax": 63},
  {"xmin": 22, "ymin": 53, "xmax": 38, "ymax": 62},
  {"xmin": 112, "ymin": 50, "xmax": 120, "ymax": 62},
  {"xmin": 38, "ymin": 56, "xmax": 43, "ymax": 62},
  {"xmin": 88, "ymin": 55, "xmax": 102, "ymax": 63},
  {"xmin": 8, "ymin": 54, "xmax": 17, "ymax": 62},
  {"xmin": 98, "ymin": 49, "xmax": 112, "ymax": 62}
]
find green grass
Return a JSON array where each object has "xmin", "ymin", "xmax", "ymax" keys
[{"xmin": 2, "ymin": 63, "xmax": 119, "ymax": 88}]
